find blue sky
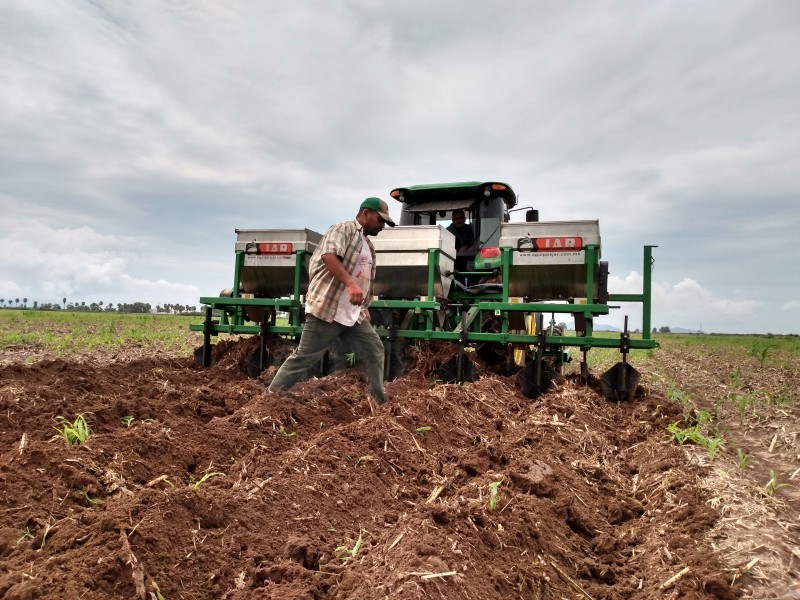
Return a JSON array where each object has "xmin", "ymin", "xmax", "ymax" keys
[{"xmin": 1, "ymin": 1, "xmax": 798, "ymax": 333}]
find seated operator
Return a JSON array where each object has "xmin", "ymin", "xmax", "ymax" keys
[{"xmin": 446, "ymin": 209, "xmax": 475, "ymax": 252}]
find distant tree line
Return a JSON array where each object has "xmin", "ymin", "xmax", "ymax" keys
[{"xmin": 0, "ymin": 297, "xmax": 199, "ymax": 314}]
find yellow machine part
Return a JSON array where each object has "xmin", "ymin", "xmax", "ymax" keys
[{"xmin": 513, "ymin": 313, "xmax": 537, "ymax": 366}]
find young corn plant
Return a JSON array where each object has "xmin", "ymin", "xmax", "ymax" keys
[
  {"xmin": 666, "ymin": 418, "xmax": 725, "ymax": 460},
  {"xmin": 748, "ymin": 343, "xmax": 771, "ymax": 368},
  {"xmin": 54, "ymin": 414, "xmax": 91, "ymax": 445},
  {"xmin": 764, "ymin": 469, "xmax": 791, "ymax": 496},
  {"xmin": 83, "ymin": 491, "xmax": 104, "ymax": 506},
  {"xmin": 487, "ymin": 480, "xmax": 502, "ymax": 511},
  {"xmin": 736, "ymin": 448, "xmax": 751, "ymax": 470},
  {"xmin": 191, "ymin": 472, "xmax": 224, "ymax": 490},
  {"xmin": 16, "ymin": 528, "xmax": 34, "ymax": 545},
  {"xmin": 666, "ymin": 384, "xmax": 691, "ymax": 407},
  {"xmin": 334, "ymin": 529, "xmax": 363, "ymax": 561},
  {"xmin": 731, "ymin": 393, "xmax": 757, "ymax": 417},
  {"xmin": 415, "ymin": 425, "xmax": 432, "ymax": 436}
]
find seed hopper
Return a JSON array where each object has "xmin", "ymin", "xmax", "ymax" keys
[{"xmin": 191, "ymin": 182, "xmax": 657, "ymax": 400}]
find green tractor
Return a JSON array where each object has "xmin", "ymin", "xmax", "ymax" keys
[{"xmin": 192, "ymin": 181, "xmax": 656, "ymax": 400}]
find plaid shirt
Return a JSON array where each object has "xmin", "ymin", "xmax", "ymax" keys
[{"xmin": 305, "ymin": 219, "xmax": 377, "ymax": 323}]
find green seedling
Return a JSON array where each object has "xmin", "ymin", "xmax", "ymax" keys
[
  {"xmin": 666, "ymin": 420, "xmax": 725, "ymax": 460},
  {"xmin": 765, "ymin": 392, "xmax": 793, "ymax": 407},
  {"xmin": 666, "ymin": 384, "xmax": 691, "ymax": 407},
  {"xmin": 54, "ymin": 414, "xmax": 91, "ymax": 445},
  {"xmin": 149, "ymin": 580, "xmax": 166, "ymax": 600},
  {"xmin": 345, "ymin": 352, "xmax": 357, "ymax": 367},
  {"xmin": 355, "ymin": 455, "xmax": 375, "ymax": 466},
  {"xmin": 695, "ymin": 409, "xmax": 717, "ymax": 424},
  {"xmin": 279, "ymin": 427, "xmax": 296, "ymax": 438},
  {"xmin": 83, "ymin": 492, "xmax": 103, "ymax": 506},
  {"xmin": 731, "ymin": 393, "xmax": 757, "ymax": 416},
  {"xmin": 666, "ymin": 420, "xmax": 693, "ymax": 444},
  {"xmin": 121, "ymin": 415, "xmax": 135, "ymax": 427},
  {"xmin": 16, "ymin": 528, "xmax": 34, "ymax": 545},
  {"xmin": 736, "ymin": 448, "xmax": 750, "ymax": 470},
  {"xmin": 748, "ymin": 344, "xmax": 771, "ymax": 368},
  {"xmin": 415, "ymin": 425, "xmax": 432, "ymax": 436},
  {"xmin": 191, "ymin": 472, "xmax": 224, "ymax": 490},
  {"xmin": 764, "ymin": 469, "xmax": 790, "ymax": 496},
  {"xmin": 704, "ymin": 435, "xmax": 725, "ymax": 460},
  {"xmin": 488, "ymin": 480, "xmax": 502, "ymax": 511},
  {"xmin": 335, "ymin": 529, "xmax": 363, "ymax": 561},
  {"xmin": 729, "ymin": 368, "xmax": 743, "ymax": 388}
]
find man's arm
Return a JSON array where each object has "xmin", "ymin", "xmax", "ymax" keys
[{"xmin": 321, "ymin": 253, "xmax": 364, "ymax": 305}]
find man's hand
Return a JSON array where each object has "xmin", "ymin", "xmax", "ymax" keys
[
  {"xmin": 321, "ymin": 254, "xmax": 365, "ymax": 305},
  {"xmin": 347, "ymin": 281, "xmax": 364, "ymax": 305}
]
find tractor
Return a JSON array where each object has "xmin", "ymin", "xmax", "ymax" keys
[{"xmin": 191, "ymin": 181, "xmax": 657, "ymax": 400}]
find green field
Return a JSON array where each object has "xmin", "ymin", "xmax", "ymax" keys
[{"xmin": 0, "ymin": 309, "xmax": 205, "ymax": 356}]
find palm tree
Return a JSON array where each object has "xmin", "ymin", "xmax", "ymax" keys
[
  {"xmin": 15, "ymin": 298, "xmax": 20, "ymax": 307},
  {"xmin": 62, "ymin": 297, "xmax": 67, "ymax": 308},
  {"xmin": 23, "ymin": 297, "xmax": 27, "ymax": 308}
]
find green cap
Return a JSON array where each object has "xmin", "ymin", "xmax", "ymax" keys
[{"xmin": 360, "ymin": 197, "xmax": 396, "ymax": 227}]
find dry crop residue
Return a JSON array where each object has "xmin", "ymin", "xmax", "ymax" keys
[{"xmin": 0, "ymin": 336, "xmax": 790, "ymax": 599}]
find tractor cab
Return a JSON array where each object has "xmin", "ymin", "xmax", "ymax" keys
[{"xmin": 390, "ymin": 181, "xmax": 519, "ymax": 274}]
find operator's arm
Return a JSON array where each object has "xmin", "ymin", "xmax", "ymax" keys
[{"xmin": 321, "ymin": 253, "xmax": 364, "ymax": 305}]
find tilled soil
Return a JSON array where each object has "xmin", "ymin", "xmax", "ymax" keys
[{"xmin": 0, "ymin": 336, "xmax": 794, "ymax": 599}]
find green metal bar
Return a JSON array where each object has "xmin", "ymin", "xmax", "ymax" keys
[
  {"xmin": 293, "ymin": 249, "xmax": 304, "ymax": 300},
  {"xmin": 197, "ymin": 297, "xmax": 304, "ymax": 309},
  {"xmin": 232, "ymin": 251, "xmax": 244, "ymax": 298},
  {"xmin": 368, "ymin": 299, "xmax": 441, "ymax": 310},
  {"xmin": 474, "ymin": 302, "xmax": 609, "ymax": 314},
  {"xmin": 427, "ymin": 248, "xmax": 438, "ymax": 299},
  {"xmin": 501, "ymin": 247, "xmax": 512, "ymax": 300},
  {"xmin": 642, "ymin": 245, "xmax": 655, "ymax": 340},
  {"xmin": 368, "ymin": 328, "xmax": 657, "ymax": 348},
  {"xmin": 585, "ymin": 244, "xmax": 597, "ymax": 300},
  {"xmin": 229, "ymin": 251, "xmax": 246, "ymax": 326}
]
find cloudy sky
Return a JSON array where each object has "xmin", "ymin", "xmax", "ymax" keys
[{"xmin": 1, "ymin": 1, "xmax": 798, "ymax": 334}]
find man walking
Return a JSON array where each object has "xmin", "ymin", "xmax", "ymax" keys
[{"xmin": 268, "ymin": 197, "xmax": 395, "ymax": 403}]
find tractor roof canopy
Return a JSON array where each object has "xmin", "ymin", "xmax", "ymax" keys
[{"xmin": 390, "ymin": 181, "xmax": 517, "ymax": 211}]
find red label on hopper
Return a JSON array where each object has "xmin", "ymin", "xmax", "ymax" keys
[
  {"xmin": 258, "ymin": 243, "xmax": 294, "ymax": 254},
  {"xmin": 534, "ymin": 237, "xmax": 582, "ymax": 251}
]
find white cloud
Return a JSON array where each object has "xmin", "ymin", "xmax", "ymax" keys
[
  {"xmin": 0, "ymin": 219, "xmax": 201, "ymax": 307},
  {"xmin": 781, "ymin": 300, "xmax": 800, "ymax": 311},
  {"xmin": 597, "ymin": 273, "xmax": 775, "ymax": 334}
]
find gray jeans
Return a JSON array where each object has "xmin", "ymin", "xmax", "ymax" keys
[{"xmin": 268, "ymin": 315, "xmax": 386, "ymax": 403}]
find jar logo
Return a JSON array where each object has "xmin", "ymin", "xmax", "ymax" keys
[
  {"xmin": 518, "ymin": 237, "xmax": 583, "ymax": 252},
  {"xmin": 536, "ymin": 237, "xmax": 582, "ymax": 251},
  {"xmin": 258, "ymin": 242, "xmax": 293, "ymax": 254}
]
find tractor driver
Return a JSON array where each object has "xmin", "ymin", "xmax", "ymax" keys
[
  {"xmin": 447, "ymin": 209, "xmax": 475, "ymax": 252},
  {"xmin": 267, "ymin": 197, "xmax": 395, "ymax": 404},
  {"xmin": 447, "ymin": 209, "xmax": 475, "ymax": 274}
]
